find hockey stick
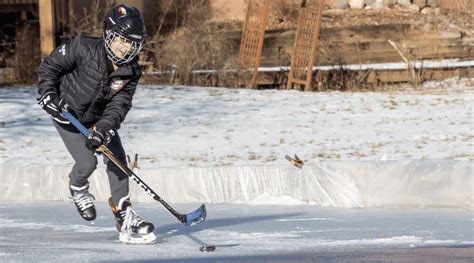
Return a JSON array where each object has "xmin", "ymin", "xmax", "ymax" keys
[{"xmin": 63, "ymin": 111, "xmax": 206, "ymax": 226}]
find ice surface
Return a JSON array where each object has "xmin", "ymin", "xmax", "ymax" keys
[{"xmin": 0, "ymin": 202, "xmax": 472, "ymax": 262}]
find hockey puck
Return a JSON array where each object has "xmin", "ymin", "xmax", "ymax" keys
[{"xmin": 199, "ymin": 245, "xmax": 216, "ymax": 252}]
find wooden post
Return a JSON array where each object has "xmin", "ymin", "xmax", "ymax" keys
[{"xmin": 39, "ymin": 0, "xmax": 56, "ymax": 57}]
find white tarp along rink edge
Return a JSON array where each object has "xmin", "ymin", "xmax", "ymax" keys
[{"xmin": 1, "ymin": 160, "xmax": 472, "ymax": 210}]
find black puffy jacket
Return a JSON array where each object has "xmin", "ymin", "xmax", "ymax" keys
[{"xmin": 37, "ymin": 35, "xmax": 142, "ymax": 132}]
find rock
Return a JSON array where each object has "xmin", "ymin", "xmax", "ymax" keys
[
  {"xmin": 397, "ymin": 0, "xmax": 412, "ymax": 7},
  {"xmin": 364, "ymin": 0, "xmax": 377, "ymax": 5},
  {"xmin": 408, "ymin": 3, "xmax": 420, "ymax": 12},
  {"xmin": 420, "ymin": 7, "xmax": 433, "ymax": 14},
  {"xmin": 422, "ymin": 23, "xmax": 434, "ymax": 32},
  {"xmin": 371, "ymin": 2, "xmax": 384, "ymax": 8},
  {"xmin": 382, "ymin": 0, "xmax": 397, "ymax": 7},
  {"xmin": 331, "ymin": 0, "xmax": 350, "ymax": 9},
  {"xmin": 392, "ymin": 3, "xmax": 404, "ymax": 10},
  {"xmin": 412, "ymin": 0, "xmax": 426, "ymax": 8},
  {"xmin": 427, "ymin": 0, "xmax": 438, "ymax": 7},
  {"xmin": 370, "ymin": 0, "xmax": 394, "ymax": 9},
  {"xmin": 349, "ymin": 0, "xmax": 365, "ymax": 9}
]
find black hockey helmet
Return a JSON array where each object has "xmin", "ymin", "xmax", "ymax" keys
[{"xmin": 103, "ymin": 4, "xmax": 146, "ymax": 65}]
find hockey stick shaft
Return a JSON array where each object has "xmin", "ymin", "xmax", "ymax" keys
[
  {"xmin": 63, "ymin": 111, "xmax": 206, "ymax": 226},
  {"xmin": 98, "ymin": 145, "xmax": 188, "ymax": 223}
]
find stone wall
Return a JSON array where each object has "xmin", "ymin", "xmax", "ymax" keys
[
  {"xmin": 327, "ymin": 0, "xmax": 439, "ymax": 11},
  {"xmin": 437, "ymin": 0, "xmax": 474, "ymax": 13}
]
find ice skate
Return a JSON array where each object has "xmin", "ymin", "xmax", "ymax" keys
[
  {"xmin": 70, "ymin": 183, "xmax": 96, "ymax": 221},
  {"xmin": 109, "ymin": 198, "xmax": 156, "ymax": 244}
]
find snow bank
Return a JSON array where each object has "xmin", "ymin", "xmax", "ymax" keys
[{"xmin": 1, "ymin": 160, "xmax": 472, "ymax": 210}]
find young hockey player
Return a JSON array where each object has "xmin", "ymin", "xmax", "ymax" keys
[{"xmin": 37, "ymin": 4, "xmax": 155, "ymax": 243}]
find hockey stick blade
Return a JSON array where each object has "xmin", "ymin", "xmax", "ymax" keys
[
  {"xmin": 63, "ymin": 111, "xmax": 207, "ymax": 226},
  {"xmin": 184, "ymin": 204, "xmax": 207, "ymax": 226}
]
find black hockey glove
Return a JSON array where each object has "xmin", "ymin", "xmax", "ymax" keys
[
  {"xmin": 37, "ymin": 91, "xmax": 70, "ymax": 124},
  {"xmin": 85, "ymin": 126, "xmax": 115, "ymax": 152}
]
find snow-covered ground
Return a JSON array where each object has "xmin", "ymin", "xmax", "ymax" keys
[
  {"xmin": 0, "ymin": 78, "xmax": 473, "ymax": 261},
  {"xmin": 1, "ymin": 78, "xmax": 473, "ymax": 167}
]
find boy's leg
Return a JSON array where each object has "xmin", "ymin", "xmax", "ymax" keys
[
  {"xmin": 53, "ymin": 121, "xmax": 97, "ymax": 221},
  {"xmin": 104, "ymin": 133, "xmax": 155, "ymax": 238},
  {"xmin": 103, "ymin": 132, "xmax": 130, "ymax": 207},
  {"xmin": 53, "ymin": 121, "xmax": 97, "ymax": 186}
]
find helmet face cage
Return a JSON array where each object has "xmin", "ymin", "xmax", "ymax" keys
[{"xmin": 104, "ymin": 30, "xmax": 143, "ymax": 65}]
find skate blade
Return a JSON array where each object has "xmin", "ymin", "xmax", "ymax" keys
[{"xmin": 119, "ymin": 232, "xmax": 157, "ymax": 244}]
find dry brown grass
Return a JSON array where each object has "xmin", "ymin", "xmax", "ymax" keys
[
  {"xmin": 1, "ymin": 21, "xmax": 40, "ymax": 85},
  {"xmin": 15, "ymin": 22, "xmax": 40, "ymax": 85},
  {"xmin": 146, "ymin": 0, "xmax": 240, "ymax": 87},
  {"xmin": 269, "ymin": 0, "xmax": 300, "ymax": 29},
  {"xmin": 314, "ymin": 40, "xmax": 372, "ymax": 91},
  {"xmin": 0, "ymin": 16, "xmax": 38, "ymax": 85},
  {"xmin": 67, "ymin": 0, "xmax": 115, "ymax": 37}
]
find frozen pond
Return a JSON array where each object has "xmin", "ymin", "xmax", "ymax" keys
[{"xmin": 0, "ymin": 202, "xmax": 472, "ymax": 262}]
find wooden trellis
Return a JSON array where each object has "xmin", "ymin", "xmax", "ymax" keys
[
  {"xmin": 287, "ymin": 0, "xmax": 325, "ymax": 91},
  {"xmin": 239, "ymin": 0, "xmax": 270, "ymax": 89}
]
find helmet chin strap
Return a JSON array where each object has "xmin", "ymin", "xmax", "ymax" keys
[{"xmin": 104, "ymin": 30, "xmax": 143, "ymax": 65}]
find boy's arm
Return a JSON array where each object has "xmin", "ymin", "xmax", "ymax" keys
[{"xmin": 37, "ymin": 36, "xmax": 82, "ymax": 97}]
